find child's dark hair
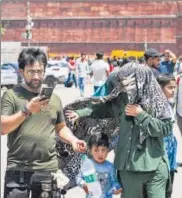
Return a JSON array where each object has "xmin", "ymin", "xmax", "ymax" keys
[
  {"xmin": 157, "ymin": 74, "xmax": 176, "ymax": 88},
  {"xmin": 87, "ymin": 132, "xmax": 109, "ymax": 149}
]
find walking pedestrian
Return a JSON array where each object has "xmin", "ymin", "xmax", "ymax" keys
[
  {"xmin": 65, "ymin": 56, "xmax": 77, "ymax": 88},
  {"xmin": 90, "ymin": 52, "xmax": 110, "ymax": 93},
  {"xmin": 1, "ymin": 48, "xmax": 86, "ymax": 198},
  {"xmin": 65, "ymin": 49, "xmax": 173, "ymax": 198},
  {"xmin": 76, "ymin": 53, "xmax": 89, "ymax": 97},
  {"xmin": 76, "ymin": 132, "xmax": 122, "ymax": 198}
]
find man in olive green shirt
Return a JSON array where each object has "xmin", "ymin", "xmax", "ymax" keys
[
  {"xmin": 66, "ymin": 49, "xmax": 172, "ymax": 198},
  {"xmin": 1, "ymin": 48, "xmax": 86, "ymax": 198}
]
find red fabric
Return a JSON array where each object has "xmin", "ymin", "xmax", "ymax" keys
[
  {"xmin": 70, "ymin": 60, "xmax": 75, "ymax": 66},
  {"xmin": 69, "ymin": 60, "xmax": 76, "ymax": 70},
  {"xmin": 177, "ymin": 76, "xmax": 180, "ymax": 85},
  {"xmin": 109, "ymin": 64, "xmax": 114, "ymax": 72}
]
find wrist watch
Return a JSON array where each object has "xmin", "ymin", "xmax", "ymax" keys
[{"xmin": 21, "ymin": 105, "xmax": 32, "ymax": 118}]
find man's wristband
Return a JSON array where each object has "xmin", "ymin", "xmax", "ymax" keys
[{"xmin": 21, "ymin": 105, "xmax": 32, "ymax": 118}]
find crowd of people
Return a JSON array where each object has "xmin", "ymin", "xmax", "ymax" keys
[
  {"xmin": 1, "ymin": 47, "xmax": 182, "ymax": 198},
  {"xmin": 66, "ymin": 48, "xmax": 182, "ymax": 198},
  {"xmin": 55, "ymin": 49, "xmax": 182, "ymax": 97}
]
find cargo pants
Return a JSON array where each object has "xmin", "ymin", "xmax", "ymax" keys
[{"xmin": 3, "ymin": 170, "xmax": 66, "ymax": 198}]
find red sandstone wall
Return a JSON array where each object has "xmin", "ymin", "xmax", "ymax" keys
[
  {"xmin": 1, "ymin": 1, "xmax": 177, "ymax": 19},
  {"xmin": 176, "ymin": 2, "xmax": 182, "ymax": 55},
  {"xmin": 176, "ymin": 14, "xmax": 182, "ymax": 55},
  {"xmin": 2, "ymin": 19, "xmax": 176, "ymax": 43},
  {"xmin": 1, "ymin": 0, "xmax": 182, "ymax": 54}
]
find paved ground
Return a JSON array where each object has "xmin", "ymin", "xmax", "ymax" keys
[{"xmin": 1, "ymin": 84, "xmax": 182, "ymax": 198}]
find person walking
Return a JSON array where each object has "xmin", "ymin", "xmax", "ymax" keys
[
  {"xmin": 76, "ymin": 133, "xmax": 122, "ymax": 198},
  {"xmin": 76, "ymin": 53, "xmax": 89, "ymax": 97},
  {"xmin": 65, "ymin": 48, "xmax": 173, "ymax": 198},
  {"xmin": 1, "ymin": 48, "xmax": 86, "ymax": 198},
  {"xmin": 65, "ymin": 56, "xmax": 77, "ymax": 88},
  {"xmin": 90, "ymin": 52, "xmax": 110, "ymax": 93}
]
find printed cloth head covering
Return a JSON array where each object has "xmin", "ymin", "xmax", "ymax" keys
[{"xmin": 56, "ymin": 62, "xmax": 171, "ymax": 189}]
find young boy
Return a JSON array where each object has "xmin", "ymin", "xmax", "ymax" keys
[
  {"xmin": 157, "ymin": 75, "xmax": 178, "ymax": 198},
  {"xmin": 76, "ymin": 133, "xmax": 122, "ymax": 198}
]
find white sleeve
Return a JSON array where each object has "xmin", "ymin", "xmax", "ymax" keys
[
  {"xmin": 90, "ymin": 64, "xmax": 94, "ymax": 72},
  {"xmin": 105, "ymin": 63, "xmax": 110, "ymax": 71}
]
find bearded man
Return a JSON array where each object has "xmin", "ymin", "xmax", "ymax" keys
[{"xmin": 1, "ymin": 48, "xmax": 86, "ymax": 198}]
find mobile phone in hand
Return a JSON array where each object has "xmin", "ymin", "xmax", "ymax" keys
[{"xmin": 39, "ymin": 85, "xmax": 54, "ymax": 101}]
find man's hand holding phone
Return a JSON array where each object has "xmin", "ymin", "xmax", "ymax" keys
[
  {"xmin": 26, "ymin": 96, "xmax": 49, "ymax": 114},
  {"xmin": 39, "ymin": 86, "xmax": 54, "ymax": 101},
  {"xmin": 25, "ymin": 85, "xmax": 54, "ymax": 114}
]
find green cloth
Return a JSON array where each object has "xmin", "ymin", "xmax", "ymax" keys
[
  {"xmin": 57, "ymin": 63, "xmax": 172, "ymax": 189},
  {"xmin": 1, "ymin": 86, "xmax": 65, "ymax": 171},
  {"xmin": 118, "ymin": 159, "xmax": 169, "ymax": 198},
  {"xmin": 76, "ymin": 93, "xmax": 172, "ymax": 172}
]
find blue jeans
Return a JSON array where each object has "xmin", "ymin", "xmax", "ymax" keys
[
  {"xmin": 78, "ymin": 77, "xmax": 85, "ymax": 94},
  {"xmin": 64, "ymin": 72, "xmax": 77, "ymax": 88},
  {"xmin": 94, "ymin": 86, "xmax": 101, "ymax": 93},
  {"xmin": 93, "ymin": 83, "xmax": 108, "ymax": 97}
]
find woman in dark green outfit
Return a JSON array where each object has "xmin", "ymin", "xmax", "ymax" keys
[{"xmin": 62, "ymin": 61, "xmax": 172, "ymax": 198}]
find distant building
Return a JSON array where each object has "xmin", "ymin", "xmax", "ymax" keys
[{"xmin": 1, "ymin": 0, "xmax": 182, "ymax": 55}]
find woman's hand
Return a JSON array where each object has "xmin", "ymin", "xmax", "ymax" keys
[
  {"xmin": 125, "ymin": 104, "xmax": 143, "ymax": 117},
  {"xmin": 65, "ymin": 110, "xmax": 79, "ymax": 122}
]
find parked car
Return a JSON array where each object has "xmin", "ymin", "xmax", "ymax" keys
[
  {"xmin": 44, "ymin": 60, "xmax": 68, "ymax": 87},
  {"xmin": 1, "ymin": 64, "xmax": 18, "ymax": 88},
  {"xmin": 1, "ymin": 63, "xmax": 23, "ymax": 85}
]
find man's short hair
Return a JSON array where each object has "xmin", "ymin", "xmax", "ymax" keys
[
  {"xmin": 18, "ymin": 48, "xmax": 47, "ymax": 70},
  {"xmin": 96, "ymin": 51, "xmax": 104, "ymax": 59}
]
